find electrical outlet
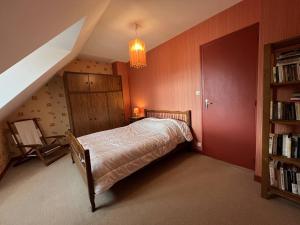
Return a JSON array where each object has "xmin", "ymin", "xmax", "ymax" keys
[{"xmin": 195, "ymin": 90, "xmax": 201, "ymax": 96}]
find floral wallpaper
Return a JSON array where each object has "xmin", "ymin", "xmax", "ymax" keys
[
  {"xmin": 0, "ymin": 58, "xmax": 112, "ymax": 174},
  {"xmin": 8, "ymin": 75, "xmax": 69, "ymax": 135},
  {"xmin": 62, "ymin": 58, "xmax": 112, "ymax": 74}
]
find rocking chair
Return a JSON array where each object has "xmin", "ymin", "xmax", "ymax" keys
[{"xmin": 7, "ymin": 118, "xmax": 69, "ymax": 166}]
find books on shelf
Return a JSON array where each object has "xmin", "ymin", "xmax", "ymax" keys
[
  {"xmin": 272, "ymin": 50, "xmax": 300, "ymax": 83},
  {"xmin": 269, "ymin": 133, "xmax": 300, "ymax": 158},
  {"xmin": 269, "ymin": 160, "xmax": 300, "ymax": 195},
  {"xmin": 290, "ymin": 92, "xmax": 300, "ymax": 101},
  {"xmin": 270, "ymin": 101, "xmax": 300, "ymax": 120}
]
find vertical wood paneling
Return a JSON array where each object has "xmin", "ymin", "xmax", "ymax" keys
[
  {"xmin": 127, "ymin": 0, "xmax": 300, "ymax": 176},
  {"xmin": 112, "ymin": 62, "xmax": 131, "ymax": 123},
  {"xmin": 129, "ymin": 0, "xmax": 261, "ymax": 147},
  {"xmin": 255, "ymin": 0, "xmax": 300, "ymax": 175}
]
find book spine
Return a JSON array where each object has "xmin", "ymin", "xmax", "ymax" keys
[
  {"xmin": 296, "ymin": 172, "xmax": 300, "ymax": 196},
  {"xmin": 284, "ymin": 168, "xmax": 289, "ymax": 191},
  {"xmin": 269, "ymin": 134, "xmax": 274, "ymax": 154},
  {"xmin": 270, "ymin": 101, "xmax": 273, "ymax": 120},
  {"xmin": 280, "ymin": 167, "xmax": 285, "ymax": 190},
  {"xmin": 269, "ymin": 161, "xmax": 276, "ymax": 186},
  {"xmin": 292, "ymin": 168, "xmax": 298, "ymax": 195},
  {"xmin": 286, "ymin": 135, "xmax": 292, "ymax": 158},
  {"xmin": 278, "ymin": 102, "xmax": 282, "ymax": 120},
  {"xmin": 272, "ymin": 66, "xmax": 277, "ymax": 83}
]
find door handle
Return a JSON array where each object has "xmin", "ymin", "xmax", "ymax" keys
[{"xmin": 205, "ymin": 99, "xmax": 213, "ymax": 109}]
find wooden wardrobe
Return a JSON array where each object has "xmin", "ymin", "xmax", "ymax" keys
[{"xmin": 64, "ymin": 72, "xmax": 125, "ymax": 137}]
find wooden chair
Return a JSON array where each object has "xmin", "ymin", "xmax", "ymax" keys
[{"xmin": 7, "ymin": 118, "xmax": 69, "ymax": 166}]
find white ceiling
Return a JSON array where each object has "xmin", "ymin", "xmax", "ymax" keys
[
  {"xmin": 81, "ymin": 0, "xmax": 241, "ymax": 62},
  {"xmin": 0, "ymin": 0, "xmax": 110, "ymax": 121}
]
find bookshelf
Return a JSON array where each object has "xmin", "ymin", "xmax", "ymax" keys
[{"xmin": 262, "ymin": 36, "xmax": 300, "ymax": 204}]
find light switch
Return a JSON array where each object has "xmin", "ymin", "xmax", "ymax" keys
[{"xmin": 195, "ymin": 90, "xmax": 201, "ymax": 96}]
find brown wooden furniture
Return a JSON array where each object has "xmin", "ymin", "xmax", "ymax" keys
[
  {"xmin": 7, "ymin": 118, "xmax": 68, "ymax": 166},
  {"xmin": 64, "ymin": 72, "xmax": 125, "ymax": 137},
  {"xmin": 129, "ymin": 116, "xmax": 145, "ymax": 123},
  {"xmin": 66, "ymin": 109, "xmax": 192, "ymax": 212},
  {"xmin": 262, "ymin": 36, "xmax": 300, "ymax": 204}
]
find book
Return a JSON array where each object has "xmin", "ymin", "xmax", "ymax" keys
[
  {"xmin": 269, "ymin": 134, "xmax": 275, "ymax": 154},
  {"xmin": 270, "ymin": 101, "xmax": 273, "ymax": 120},
  {"xmin": 291, "ymin": 167, "xmax": 298, "ymax": 195},
  {"xmin": 271, "ymin": 101, "xmax": 300, "ymax": 120},
  {"xmin": 273, "ymin": 61, "xmax": 300, "ymax": 83},
  {"xmin": 269, "ymin": 161, "xmax": 276, "ymax": 186},
  {"xmin": 280, "ymin": 166, "xmax": 285, "ymax": 190},
  {"xmin": 291, "ymin": 136, "xmax": 298, "ymax": 158},
  {"xmin": 282, "ymin": 134, "xmax": 291, "ymax": 158},
  {"xmin": 296, "ymin": 172, "xmax": 300, "ymax": 196},
  {"xmin": 277, "ymin": 134, "xmax": 283, "ymax": 156}
]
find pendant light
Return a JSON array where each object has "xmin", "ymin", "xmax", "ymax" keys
[{"xmin": 129, "ymin": 24, "xmax": 147, "ymax": 68}]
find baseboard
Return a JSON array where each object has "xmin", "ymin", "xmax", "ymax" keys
[
  {"xmin": 254, "ymin": 175, "xmax": 261, "ymax": 183},
  {"xmin": 0, "ymin": 159, "xmax": 12, "ymax": 181}
]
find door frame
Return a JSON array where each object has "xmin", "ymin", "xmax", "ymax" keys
[{"xmin": 200, "ymin": 23, "xmax": 259, "ymax": 169}]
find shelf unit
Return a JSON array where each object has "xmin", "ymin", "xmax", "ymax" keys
[{"xmin": 262, "ymin": 36, "xmax": 300, "ymax": 204}]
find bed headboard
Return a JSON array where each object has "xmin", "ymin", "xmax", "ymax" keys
[{"xmin": 144, "ymin": 109, "xmax": 191, "ymax": 127}]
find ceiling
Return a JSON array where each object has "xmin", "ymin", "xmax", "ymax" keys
[
  {"xmin": 81, "ymin": 0, "xmax": 242, "ymax": 62},
  {"xmin": 0, "ymin": 0, "xmax": 110, "ymax": 121}
]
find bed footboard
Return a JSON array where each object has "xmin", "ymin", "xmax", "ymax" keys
[{"xmin": 66, "ymin": 130, "xmax": 96, "ymax": 212}]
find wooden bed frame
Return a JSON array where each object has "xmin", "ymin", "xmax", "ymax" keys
[{"xmin": 66, "ymin": 109, "xmax": 191, "ymax": 212}]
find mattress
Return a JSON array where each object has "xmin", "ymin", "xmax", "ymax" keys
[{"xmin": 77, "ymin": 118, "xmax": 193, "ymax": 194}]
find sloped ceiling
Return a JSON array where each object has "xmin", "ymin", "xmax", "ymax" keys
[
  {"xmin": 81, "ymin": 0, "xmax": 241, "ymax": 62},
  {"xmin": 0, "ymin": 0, "xmax": 110, "ymax": 121},
  {"xmin": 0, "ymin": 0, "xmax": 242, "ymax": 121}
]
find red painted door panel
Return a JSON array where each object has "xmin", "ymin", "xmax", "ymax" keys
[{"xmin": 201, "ymin": 24, "xmax": 258, "ymax": 170}]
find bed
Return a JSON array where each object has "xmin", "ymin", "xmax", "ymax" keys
[{"xmin": 66, "ymin": 109, "xmax": 193, "ymax": 212}]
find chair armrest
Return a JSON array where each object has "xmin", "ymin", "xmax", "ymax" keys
[
  {"xmin": 44, "ymin": 135, "xmax": 65, "ymax": 139},
  {"xmin": 18, "ymin": 144, "xmax": 43, "ymax": 148}
]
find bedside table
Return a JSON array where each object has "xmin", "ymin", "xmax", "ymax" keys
[{"xmin": 129, "ymin": 116, "xmax": 145, "ymax": 123}]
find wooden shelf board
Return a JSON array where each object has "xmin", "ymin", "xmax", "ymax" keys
[
  {"xmin": 269, "ymin": 155, "xmax": 300, "ymax": 167},
  {"xmin": 270, "ymin": 120, "xmax": 300, "ymax": 125},
  {"xmin": 269, "ymin": 187, "xmax": 300, "ymax": 204},
  {"xmin": 271, "ymin": 81, "xmax": 300, "ymax": 87}
]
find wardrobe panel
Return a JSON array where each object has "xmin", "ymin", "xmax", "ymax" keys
[
  {"xmin": 89, "ymin": 93, "xmax": 111, "ymax": 132},
  {"xmin": 89, "ymin": 74, "xmax": 109, "ymax": 92},
  {"xmin": 66, "ymin": 73, "xmax": 89, "ymax": 92},
  {"xmin": 107, "ymin": 91, "xmax": 125, "ymax": 128},
  {"xmin": 108, "ymin": 76, "xmax": 122, "ymax": 91},
  {"xmin": 69, "ymin": 93, "xmax": 91, "ymax": 137}
]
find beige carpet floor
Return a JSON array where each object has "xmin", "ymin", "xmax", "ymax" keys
[{"xmin": 0, "ymin": 151, "xmax": 300, "ymax": 225}]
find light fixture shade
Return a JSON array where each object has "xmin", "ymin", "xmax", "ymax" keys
[
  {"xmin": 129, "ymin": 38, "xmax": 146, "ymax": 68},
  {"xmin": 133, "ymin": 107, "xmax": 140, "ymax": 117}
]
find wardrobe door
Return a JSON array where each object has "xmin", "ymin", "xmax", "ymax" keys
[
  {"xmin": 89, "ymin": 93, "xmax": 111, "ymax": 132},
  {"xmin": 69, "ymin": 93, "xmax": 91, "ymax": 137},
  {"xmin": 107, "ymin": 91, "xmax": 125, "ymax": 128},
  {"xmin": 108, "ymin": 76, "xmax": 122, "ymax": 91},
  {"xmin": 65, "ymin": 73, "xmax": 90, "ymax": 92},
  {"xmin": 89, "ymin": 74, "xmax": 109, "ymax": 92}
]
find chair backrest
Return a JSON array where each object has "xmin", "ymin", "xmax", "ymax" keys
[{"xmin": 8, "ymin": 119, "xmax": 44, "ymax": 153}]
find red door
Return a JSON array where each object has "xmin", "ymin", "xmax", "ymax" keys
[{"xmin": 201, "ymin": 24, "xmax": 258, "ymax": 170}]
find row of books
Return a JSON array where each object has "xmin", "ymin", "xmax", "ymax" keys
[
  {"xmin": 272, "ymin": 50, "xmax": 300, "ymax": 83},
  {"xmin": 290, "ymin": 92, "xmax": 300, "ymax": 101},
  {"xmin": 269, "ymin": 160, "xmax": 300, "ymax": 195},
  {"xmin": 272, "ymin": 63, "xmax": 300, "ymax": 83},
  {"xmin": 269, "ymin": 134, "xmax": 300, "ymax": 158},
  {"xmin": 270, "ymin": 101, "xmax": 300, "ymax": 120}
]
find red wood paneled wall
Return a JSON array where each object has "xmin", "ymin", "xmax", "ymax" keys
[{"xmin": 118, "ymin": 0, "xmax": 300, "ymax": 176}]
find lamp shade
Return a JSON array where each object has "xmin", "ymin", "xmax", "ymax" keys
[
  {"xmin": 133, "ymin": 107, "xmax": 140, "ymax": 116},
  {"xmin": 129, "ymin": 38, "xmax": 146, "ymax": 68}
]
